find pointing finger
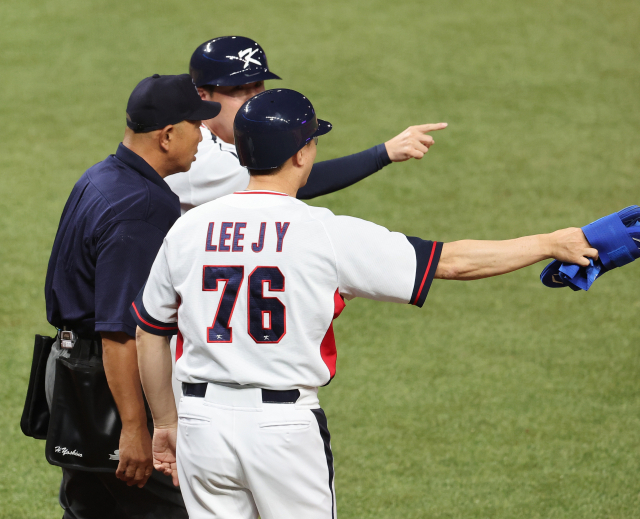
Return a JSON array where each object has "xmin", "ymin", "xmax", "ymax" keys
[{"xmin": 415, "ymin": 122, "xmax": 448, "ymax": 133}]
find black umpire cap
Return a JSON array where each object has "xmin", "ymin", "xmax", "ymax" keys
[{"xmin": 126, "ymin": 73, "xmax": 221, "ymax": 133}]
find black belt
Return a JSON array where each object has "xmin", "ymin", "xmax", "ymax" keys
[
  {"xmin": 57, "ymin": 328, "xmax": 102, "ymax": 341},
  {"xmin": 57, "ymin": 329, "xmax": 102, "ymax": 360},
  {"xmin": 182, "ymin": 382, "xmax": 300, "ymax": 404}
]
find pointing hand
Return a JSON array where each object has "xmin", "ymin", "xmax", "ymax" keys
[{"xmin": 385, "ymin": 123, "xmax": 448, "ymax": 162}]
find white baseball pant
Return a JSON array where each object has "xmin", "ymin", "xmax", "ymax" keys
[{"xmin": 176, "ymin": 383, "xmax": 336, "ymax": 519}]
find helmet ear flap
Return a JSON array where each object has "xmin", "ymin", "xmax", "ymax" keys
[{"xmin": 189, "ymin": 36, "xmax": 282, "ymax": 88}]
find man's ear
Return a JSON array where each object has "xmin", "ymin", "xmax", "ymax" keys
[
  {"xmin": 197, "ymin": 88, "xmax": 210, "ymax": 101},
  {"xmin": 292, "ymin": 146, "xmax": 306, "ymax": 168},
  {"xmin": 158, "ymin": 125, "xmax": 174, "ymax": 152}
]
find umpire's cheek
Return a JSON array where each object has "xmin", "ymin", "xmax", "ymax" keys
[
  {"xmin": 169, "ymin": 120, "xmax": 202, "ymax": 174},
  {"xmin": 183, "ymin": 120, "xmax": 203, "ymax": 170}
]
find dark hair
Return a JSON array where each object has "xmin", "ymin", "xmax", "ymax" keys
[
  {"xmin": 248, "ymin": 162, "xmax": 285, "ymax": 176},
  {"xmin": 200, "ymin": 85, "xmax": 216, "ymax": 96}
]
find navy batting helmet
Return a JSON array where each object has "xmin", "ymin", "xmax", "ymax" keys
[
  {"xmin": 234, "ymin": 89, "xmax": 332, "ymax": 170},
  {"xmin": 189, "ymin": 36, "xmax": 281, "ymax": 88}
]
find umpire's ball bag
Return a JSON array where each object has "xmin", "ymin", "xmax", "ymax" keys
[
  {"xmin": 45, "ymin": 341, "xmax": 122, "ymax": 472},
  {"xmin": 20, "ymin": 335, "xmax": 55, "ymax": 439}
]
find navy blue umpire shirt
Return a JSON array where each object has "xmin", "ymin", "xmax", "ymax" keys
[{"xmin": 45, "ymin": 144, "xmax": 180, "ymax": 337}]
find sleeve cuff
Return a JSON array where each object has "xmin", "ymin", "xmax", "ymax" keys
[
  {"xmin": 406, "ymin": 237, "xmax": 442, "ymax": 307},
  {"xmin": 374, "ymin": 143, "xmax": 392, "ymax": 168},
  {"xmin": 94, "ymin": 322, "xmax": 136, "ymax": 338},
  {"xmin": 129, "ymin": 284, "xmax": 178, "ymax": 336}
]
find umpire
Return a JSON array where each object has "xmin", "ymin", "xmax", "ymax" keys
[{"xmin": 43, "ymin": 74, "xmax": 220, "ymax": 518}]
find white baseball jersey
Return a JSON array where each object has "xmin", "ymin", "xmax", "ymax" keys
[
  {"xmin": 132, "ymin": 191, "xmax": 442, "ymax": 390},
  {"xmin": 164, "ymin": 125, "xmax": 241, "ymax": 401},
  {"xmin": 165, "ymin": 125, "xmax": 249, "ymax": 214}
]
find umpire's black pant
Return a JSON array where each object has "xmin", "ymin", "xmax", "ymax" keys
[{"xmin": 59, "ymin": 467, "xmax": 188, "ymax": 519}]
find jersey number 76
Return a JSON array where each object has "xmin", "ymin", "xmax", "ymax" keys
[{"xmin": 203, "ymin": 266, "xmax": 286, "ymax": 344}]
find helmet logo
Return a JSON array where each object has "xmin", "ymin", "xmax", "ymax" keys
[{"xmin": 238, "ymin": 47, "xmax": 261, "ymax": 69}]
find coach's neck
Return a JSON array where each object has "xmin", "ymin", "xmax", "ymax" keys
[{"xmin": 246, "ymin": 141, "xmax": 317, "ymax": 198}]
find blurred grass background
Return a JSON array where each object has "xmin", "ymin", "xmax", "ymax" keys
[{"xmin": 1, "ymin": 0, "xmax": 639, "ymax": 517}]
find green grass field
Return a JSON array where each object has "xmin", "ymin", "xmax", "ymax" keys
[{"xmin": 2, "ymin": 0, "xmax": 640, "ymax": 517}]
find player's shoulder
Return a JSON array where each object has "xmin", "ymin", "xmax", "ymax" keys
[
  {"xmin": 302, "ymin": 204, "xmax": 336, "ymax": 221},
  {"xmin": 315, "ymin": 211, "xmax": 399, "ymax": 244},
  {"xmin": 300, "ymin": 205, "xmax": 369, "ymax": 227},
  {"xmin": 288, "ymin": 204, "xmax": 388, "ymax": 240}
]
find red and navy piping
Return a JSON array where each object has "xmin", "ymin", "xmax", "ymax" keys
[
  {"xmin": 406, "ymin": 237, "xmax": 442, "ymax": 307},
  {"xmin": 129, "ymin": 283, "xmax": 178, "ymax": 336}
]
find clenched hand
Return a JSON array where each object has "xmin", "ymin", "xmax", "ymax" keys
[
  {"xmin": 547, "ymin": 227, "xmax": 599, "ymax": 266},
  {"xmin": 115, "ymin": 424, "xmax": 153, "ymax": 488}
]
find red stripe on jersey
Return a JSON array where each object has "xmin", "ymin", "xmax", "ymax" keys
[
  {"xmin": 131, "ymin": 302, "xmax": 178, "ymax": 331},
  {"xmin": 175, "ymin": 295, "xmax": 183, "ymax": 360},
  {"xmin": 234, "ymin": 191, "xmax": 289, "ymax": 196},
  {"xmin": 176, "ymin": 330, "xmax": 184, "ymax": 361},
  {"xmin": 320, "ymin": 290, "xmax": 347, "ymax": 379},
  {"xmin": 413, "ymin": 241, "xmax": 438, "ymax": 305}
]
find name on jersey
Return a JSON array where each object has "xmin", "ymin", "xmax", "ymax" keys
[{"xmin": 205, "ymin": 222, "xmax": 290, "ymax": 253}]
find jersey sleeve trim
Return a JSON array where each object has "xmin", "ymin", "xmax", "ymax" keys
[
  {"xmin": 129, "ymin": 284, "xmax": 178, "ymax": 336},
  {"xmin": 406, "ymin": 237, "xmax": 442, "ymax": 307}
]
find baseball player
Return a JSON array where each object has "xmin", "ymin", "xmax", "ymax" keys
[
  {"xmin": 133, "ymin": 89, "xmax": 597, "ymax": 519},
  {"xmin": 164, "ymin": 35, "xmax": 447, "ymax": 407},
  {"xmin": 165, "ymin": 36, "xmax": 448, "ymax": 214}
]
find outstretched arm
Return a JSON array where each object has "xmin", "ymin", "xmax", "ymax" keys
[
  {"xmin": 298, "ymin": 123, "xmax": 448, "ymax": 199},
  {"xmin": 136, "ymin": 327, "xmax": 179, "ymax": 486},
  {"xmin": 435, "ymin": 228, "xmax": 598, "ymax": 280}
]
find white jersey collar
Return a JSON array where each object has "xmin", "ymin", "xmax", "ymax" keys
[
  {"xmin": 234, "ymin": 190, "xmax": 290, "ymax": 197},
  {"xmin": 201, "ymin": 124, "xmax": 236, "ymax": 152}
]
